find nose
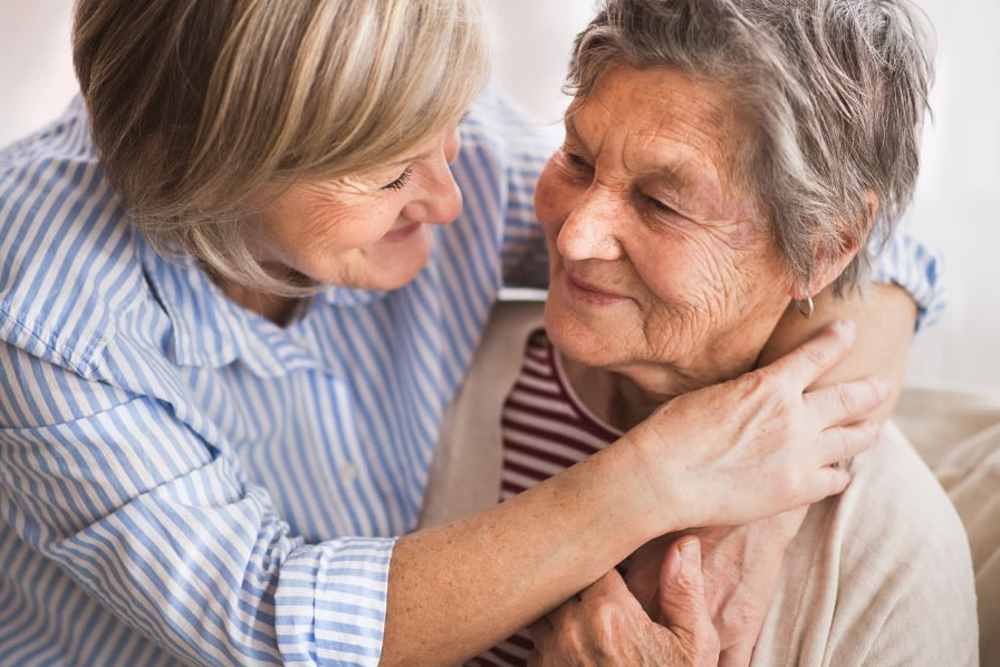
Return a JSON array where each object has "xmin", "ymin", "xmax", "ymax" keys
[
  {"xmin": 556, "ymin": 190, "xmax": 624, "ymax": 262},
  {"xmin": 402, "ymin": 127, "xmax": 464, "ymax": 225}
]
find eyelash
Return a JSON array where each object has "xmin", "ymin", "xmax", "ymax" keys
[
  {"xmin": 565, "ymin": 152, "xmax": 592, "ymax": 173},
  {"xmin": 382, "ymin": 167, "xmax": 414, "ymax": 192},
  {"xmin": 643, "ymin": 194, "xmax": 676, "ymax": 216}
]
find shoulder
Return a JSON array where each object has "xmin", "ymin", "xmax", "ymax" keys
[
  {"xmin": 457, "ymin": 89, "xmax": 559, "ymax": 193},
  {"xmin": 842, "ymin": 423, "xmax": 972, "ymax": 569},
  {"xmin": 0, "ymin": 99, "xmax": 149, "ymax": 376},
  {"xmin": 820, "ymin": 423, "xmax": 978, "ymax": 665}
]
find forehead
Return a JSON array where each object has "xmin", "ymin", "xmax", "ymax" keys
[{"xmin": 568, "ymin": 65, "xmax": 738, "ymax": 177}]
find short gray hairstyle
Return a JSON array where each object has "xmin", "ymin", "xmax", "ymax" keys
[{"xmin": 568, "ymin": 0, "xmax": 934, "ymax": 293}]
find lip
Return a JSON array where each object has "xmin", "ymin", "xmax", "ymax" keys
[
  {"xmin": 381, "ymin": 222, "xmax": 422, "ymax": 242},
  {"xmin": 565, "ymin": 272, "xmax": 630, "ymax": 305}
]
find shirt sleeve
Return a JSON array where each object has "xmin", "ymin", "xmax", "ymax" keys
[
  {"xmin": 0, "ymin": 341, "xmax": 394, "ymax": 667},
  {"xmin": 869, "ymin": 226, "xmax": 945, "ymax": 331}
]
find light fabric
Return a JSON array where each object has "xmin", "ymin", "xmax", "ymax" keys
[
  {"xmin": 0, "ymin": 91, "xmax": 943, "ymax": 666},
  {"xmin": 0, "ymin": 94, "xmax": 549, "ymax": 667},
  {"xmin": 897, "ymin": 389, "xmax": 1000, "ymax": 666},
  {"xmin": 421, "ymin": 303, "xmax": 980, "ymax": 667}
]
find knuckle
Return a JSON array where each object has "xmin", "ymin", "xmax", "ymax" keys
[
  {"xmin": 720, "ymin": 604, "xmax": 756, "ymax": 639},
  {"xmin": 803, "ymin": 342, "xmax": 829, "ymax": 370},
  {"xmin": 695, "ymin": 622, "xmax": 722, "ymax": 663},
  {"xmin": 593, "ymin": 600, "xmax": 619, "ymax": 635},
  {"xmin": 734, "ymin": 370, "xmax": 767, "ymax": 400},
  {"xmin": 777, "ymin": 465, "xmax": 803, "ymax": 501},
  {"xmin": 837, "ymin": 383, "xmax": 857, "ymax": 415},
  {"xmin": 554, "ymin": 624, "xmax": 582, "ymax": 655}
]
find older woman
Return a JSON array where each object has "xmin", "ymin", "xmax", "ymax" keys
[
  {"xmin": 419, "ymin": 1, "xmax": 977, "ymax": 665},
  {"xmin": 0, "ymin": 1, "xmax": 944, "ymax": 666}
]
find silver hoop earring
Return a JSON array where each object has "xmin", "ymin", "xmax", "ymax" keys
[{"xmin": 797, "ymin": 296, "xmax": 815, "ymax": 319}]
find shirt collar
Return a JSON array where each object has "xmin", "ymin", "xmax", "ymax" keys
[
  {"xmin": 140, "ymin": 243, "xmax": 326, "ymax": 378},
  {"xmin": 321, "ymin": 284, "xmax": 390, "ymax": 307}
]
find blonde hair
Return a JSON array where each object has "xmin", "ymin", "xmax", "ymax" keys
[{"xmin": 73, "ymin": 0, "xmax": 489, "ymax": 295}]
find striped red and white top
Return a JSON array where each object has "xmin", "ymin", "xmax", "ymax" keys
[{"xmin": 472, "ymin": 329, "xmax": 623, "ymax": 667}]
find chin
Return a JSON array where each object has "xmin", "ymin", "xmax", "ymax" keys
[
  {"xmin": 368, "ymin": 235, "xmax": 433, "ymax": 290},
  {"xmin": 543, "ymin": 296, "xmax": 626, "ymax": 370}
]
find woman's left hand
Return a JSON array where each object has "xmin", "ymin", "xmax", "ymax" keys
[
  {"xmin": 624, "ymin": 509, "xmax": 808, "ymax": 667},
  {"xmin": 528, "ymin": 537, "xmax": 719, "ymax": 667}
]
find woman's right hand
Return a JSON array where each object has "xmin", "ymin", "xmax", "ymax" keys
[{"xmin": 623, "ymin": 320, "xmax": 886, "ymax": 534}]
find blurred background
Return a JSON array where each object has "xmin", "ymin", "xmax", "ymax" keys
[{"xmin": 1, "ymin": 1, "xmax": 997, "ymax": 395}]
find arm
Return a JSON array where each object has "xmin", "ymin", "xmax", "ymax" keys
[
  {"xmin": 0, "ymin": 341, "xmax": 395, "ymax": 666},
  {"xmin": 0, "ymin": 324, "xmax": 881, "ymax": 667}
]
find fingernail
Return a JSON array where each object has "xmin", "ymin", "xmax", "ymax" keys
[{"xmin": 679, "ymin": 539, "xmax": 699, "ymax": 568}]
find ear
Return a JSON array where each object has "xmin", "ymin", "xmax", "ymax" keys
[{"xmin": 790, "ymin": 192, "xmax": 879, "ymax": 301}]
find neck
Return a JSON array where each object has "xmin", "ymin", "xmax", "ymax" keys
[
  {"xmin": 561, "ymin": 355, "xmax": 686, "ymax": 432},
  {"xmin": 213, "ymin": 275, "xmax": 301, "ymax": 327},
  {"xmin": 560, "ymin": 351, "xmax": 760, "ymax": 433}
]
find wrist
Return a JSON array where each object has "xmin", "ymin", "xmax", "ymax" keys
[{"xmin": 612, "ymin": 429, "xmax": 688, "ymax": 540}]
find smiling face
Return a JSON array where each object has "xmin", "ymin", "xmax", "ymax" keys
[
  {"xmin": 537, "ymin": 65, "xmax": 797, "ymax": 397},
  {"xmin": 253, "ymin": 125, "xmax": 464, "ymax": 291}
]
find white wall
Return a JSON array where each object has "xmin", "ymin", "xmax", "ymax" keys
[{"xmin": 2, "ymin": 1, "xmax": 997, "ymax": 394}]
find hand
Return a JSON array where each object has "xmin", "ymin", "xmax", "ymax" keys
[
  {"xmin": 760, "ymin": 283, "xmax": 917, "ymax": 421},
  {"xmin": 625, "ymin": 510, "xmax": 808, "ymax": 667},
  {"xmin": 528, "ymin": 537, "xmax": 719, "ymax": 667},
  {"xmin": 621, "ymin": 320, "xmax": 886, "ymax": 534}
]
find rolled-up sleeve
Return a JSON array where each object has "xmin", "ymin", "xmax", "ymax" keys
[
  {"xmin": 870, "ymin": 228, "xmax": 945, "ymax": 331},
  {"xmin": 0, "ymin": 343, "xmax": 394, "ymax": 667}
]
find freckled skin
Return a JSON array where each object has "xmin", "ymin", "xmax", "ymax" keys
[{"xmin": 536, "ymin": 65, "xmax": 797, "ymax": 424}]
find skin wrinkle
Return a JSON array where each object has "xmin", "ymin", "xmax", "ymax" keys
[{"xmin": 539, "ymin": 65, "xmax": 804, "ymax": 430}]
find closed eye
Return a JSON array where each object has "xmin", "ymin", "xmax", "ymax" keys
[
  {"xmin": 382, "ymin": 167, "xmax": 414, "ymax": 192},
  {"xmin": 646, "ymin": 195, "xmax": 676, "ymax": 214},
  {"xmin": 566, "ymin": 152, "xmax": 593, "ymax": 172}
]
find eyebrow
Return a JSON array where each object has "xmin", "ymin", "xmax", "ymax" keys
[
  {"xmin": 385, "ymin": 148, "xmax": 434, "ymax": 170},
  {"xmin": 565, "ymin": 116, "xmax": 703, "ymax": 199}
]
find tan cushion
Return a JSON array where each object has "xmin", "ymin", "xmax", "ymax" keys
[{"xmin": 898, "ymin": 388, "xmax": 1000, "ymax": 665}]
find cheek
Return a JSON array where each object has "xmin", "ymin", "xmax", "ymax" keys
[
  {"xmin": 534, "ymin": 162, "xmax": 577, "ymax": 242},
  {"xmin": 301, "ymin": 200, "xmax": 402, "ymax": 253}
]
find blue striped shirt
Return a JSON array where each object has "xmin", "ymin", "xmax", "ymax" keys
[{"xmin": 0, "ymin": 93, "xmax": 943, "ymax": 666}]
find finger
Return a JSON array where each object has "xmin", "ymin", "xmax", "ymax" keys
[
  {"xmin": 658, "ymin": 537, "xmax": 712, "ymax": 635},
  {"xmin": 806, "ymin": 465, "xmax": 853, "ymax": 502},
  {"xmin": 544, "ymin": 596, "xmax": 577, "ymax": 630},
  {"xmin": 719, "ymin": 637, "xmax": 757, "ymax": 667},
  {"xmin": 579, "ymin": 568, "xmax": 633, "ymax": 605},
  {"xmin": 763, "ymin": 320, "xmax": 857, "ymax": 391},
  {"xmin": 816, "ymin": 420, "xmax": 882, "ymax": 467},
  {"xmin": 805, "ymin": 378, "xmax": 889, "ymax": 428}
]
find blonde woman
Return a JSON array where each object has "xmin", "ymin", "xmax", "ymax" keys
[{"xmin": 0, "ymin": 1, "xmax": 938, "ymax": 665}]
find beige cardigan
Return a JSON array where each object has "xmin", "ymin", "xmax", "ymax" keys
[{"xmin": 420, "ymin": 302, "xmax": 980, "ymax": 666}]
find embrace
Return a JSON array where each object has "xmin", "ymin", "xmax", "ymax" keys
[{"xmin": 0, "ymin": 0, "xmax": 977, "ymax": 666}]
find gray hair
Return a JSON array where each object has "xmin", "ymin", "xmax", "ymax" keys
[{"xmin": 568, "ymin": 0, "xmax": 934, "ymax": 293}]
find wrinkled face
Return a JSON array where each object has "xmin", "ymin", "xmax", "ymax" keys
[
  {"xmin": 537, "ymin": 65, "xmax": 795, "ymax": 394},
  {"xmin": 255, "ymin": 125, "xmax": 463, "ymax": 291}
]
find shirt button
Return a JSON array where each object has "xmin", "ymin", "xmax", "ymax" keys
[{"xmin": 340, "ymin": 462, "xmax": 358, "ymax": 483}]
